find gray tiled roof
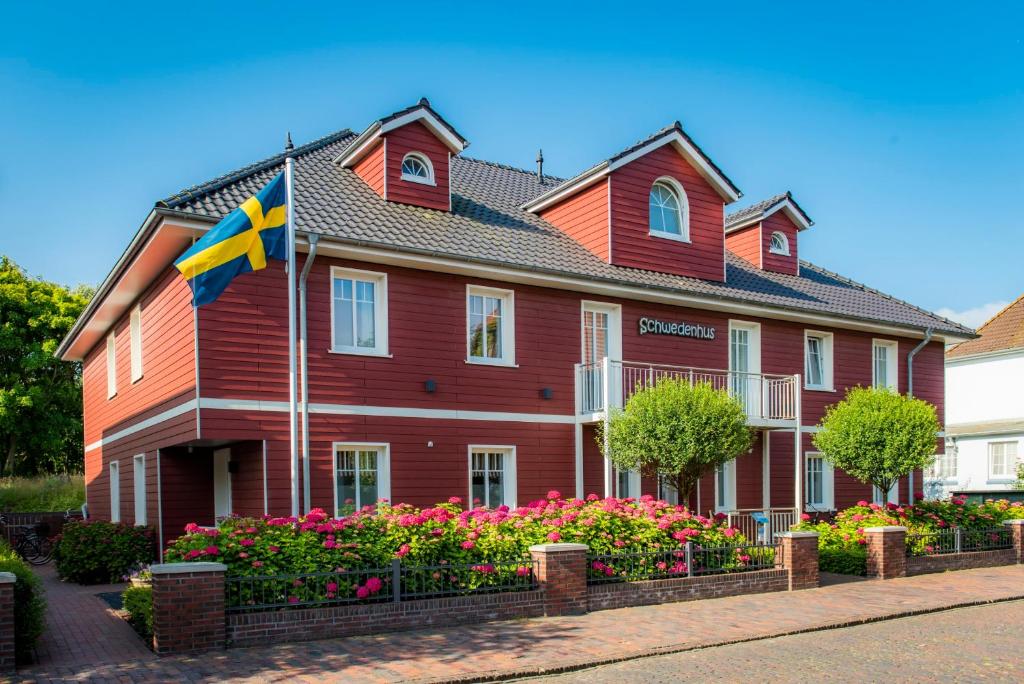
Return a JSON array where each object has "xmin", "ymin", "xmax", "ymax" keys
[
  {"xmin": 159, "ymin": 129, "xmax": 971, "ymax": 337},
  {"xmin": 725, "ymin": 191, "xmax": 813, "ymax": 229}
]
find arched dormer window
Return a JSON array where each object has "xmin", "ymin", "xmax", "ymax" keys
[
  {"xmin": 648, "ymin": 178, "xmax": 689, "ymax": 242},
  {"xmin": 769, "ymin": 231, "xmax": 790, "ymax": 256},
  {"xmin": 400, "ymin": 152, "xmax": 434, "ymax": 185}
]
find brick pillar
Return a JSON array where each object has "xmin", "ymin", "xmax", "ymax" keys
[
  {"xmin": 151, "ymin": 562, "xmax": 227, "ymax": 655},
  {"xmin": 0, "ymin": 572, "xmax": 15, "ymax": 673},
  {"xmin": 776, "ymin": 531, "xmax": 819, "ymax": 590},
  {"xmin": 529, "ymin": 543, "xmax": 589, "ymax": 616},
  {"xmin": 865, "ymin": 526, "xmax": 907, "ymax": 579},
  {"xmin": 1004, "ymin": 520, "xmax": 1024, "ymax": 564}
]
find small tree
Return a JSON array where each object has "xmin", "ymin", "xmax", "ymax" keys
[
  {"xmin": 813, "ymin": 386, "xmax": 939, "ymax": 496},
  {"xmin": 598, "ymin": 379, "xmax": 753, "ymax": 500}
]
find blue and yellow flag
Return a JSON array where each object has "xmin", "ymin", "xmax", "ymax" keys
[{"xmin": 174, "ymin": 173, "xmax": 288, "ymax": 306}]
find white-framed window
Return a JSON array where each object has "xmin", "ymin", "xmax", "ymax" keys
[
  {"xmin": 714, "ymin": 460, "xmax": 736, "ymax": 512},
  {"xmin": 400, "ymin": 152, "xmax": 435, "ymax": 185},
  {"xmin": 769, "ymin": 231, "xmax": 790, "ymax": 256},
  {"xmin": 133, "ymin": 454, "xmax": 146, "ymax": 525},
  {"xmin": 927, "ymin": 447, "xmax": 958, "ymax": 480},
  {"xmin": 989, "ymin": 441, "xmax": 1019, "ymax": 481},
  {"xmin": 109, "ymin": 460, "xmax": 120, "ymax": 523},
  {"xmin": 648, "ymin": 177, "xmax": 690, "ymax": 242},
  {"xmin": 331, "ymin": 267, "xmax": 389, "ymax": 356},
  {"xmin": 130, "ymin": 305, "xmax": 143, "ymax": 383},
  {"xmin": 469, "ymin": 446, "xmax": 517, "ymax": 508},
  {"xmin": 106, "ymin": 331, "xmax": 117, "ymax": 398},
  {"xmin": 805, "ymin": 452, "xmax": 834, "ymax": 511},
  {"xmin": 616, "ymin": 468, "xmax": 641, "ymax": 499},
  {"xmin": 466, "ymin": 285, "xmax": 515, "ymax": 366},
  {"xmin": 804, "ymin": 331, "xmax": 834, "ymax": 391},
  {"xmin": 872, "ymin": 339, "xmax": 898, "ymax": 390},
  {"xmin": 657, "ymin": 476, "xmax": 679, "ymax": 505},
  {"xmin": 728, "ymin": 320, "xmax": 761, "ymax": 414},
  {"xmin": 873, "ymin": 482, "xmax": 899, "ymax": 506},
  {"xmin": 333, "ymin": 443, "xmax": 391, "ymax": 513}
]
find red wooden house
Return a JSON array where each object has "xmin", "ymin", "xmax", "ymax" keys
[{"xmin": 57, "ymin": 99, "xmax": 971, "ymax": 552}]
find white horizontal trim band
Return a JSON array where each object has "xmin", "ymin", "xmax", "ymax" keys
[{"xmin": 84, "ymin": 398, "xmax": 198, "ymax": 453}]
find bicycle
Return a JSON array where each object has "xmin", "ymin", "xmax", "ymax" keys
[{"xmin": 0, "ymin": 514, "xmax": 60, "ymax": 565}]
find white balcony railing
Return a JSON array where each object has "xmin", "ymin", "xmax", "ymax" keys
[{"xmin": 577, "ymin": 359, "xmax": 799, "ymax": 423}]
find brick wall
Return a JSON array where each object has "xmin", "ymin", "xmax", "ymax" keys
[
  {"xmin": 151, "ymin": 563, "xmax": 226, "ymax": 655},
  {"xmin": 0, "ymin": 573, "xmax": 14, "ymax": 673},
  {"xmin": 865, "ymin": 526, "xmax": 907, "ymax": 579},
  {"xmin": 906, "ymin": 549, "xmax": 1017, "ymax": 576},
  {"xmin": 588, "ymin": 569, "xmax": 789, "ymax": 611}
]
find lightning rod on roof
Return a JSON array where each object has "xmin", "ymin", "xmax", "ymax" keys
[
  {"xmin": 285, "ymin": 132, "xmax": 294, "ymax": 152},
  {"xmin": 536, "ymin": 149, "xmax": 544, "ymax": 183}
]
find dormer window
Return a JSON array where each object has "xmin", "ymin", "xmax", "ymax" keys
[
  {"xmin": 769, "ymin": 231, "xmax": 790, "ymax": 256},
  {"xmin": 648, "ymin": 178, "xmax": 689, "ymax": 242},
  {"xmin": 400, "ymin": 152, "xmax": 434, "ymax": 185}
]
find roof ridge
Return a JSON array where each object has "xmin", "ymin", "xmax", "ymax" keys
[
  {"xmin": 157, "ymin": 128, "xmax": 355, "ymax": 209},
  {"xmin": 457, "ymin": 155, "xmax": 565, "ymax": 183},
  {"xmin": 799, "ymin": 260, "xmax": 971, "ymax": 334}
]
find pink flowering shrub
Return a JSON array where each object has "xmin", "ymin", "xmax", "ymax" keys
[
  {"xmin": 793, "ymin": 497, "xmax": 1024, "ymax": 575},
  {"xmin": 165, "ymin": 496, "xmax": 743, "ymax": 605}
]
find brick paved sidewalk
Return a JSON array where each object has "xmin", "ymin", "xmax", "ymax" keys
[{"xmin": 15, "ymin": 564, "xmax": 1024, "ymax": 683}]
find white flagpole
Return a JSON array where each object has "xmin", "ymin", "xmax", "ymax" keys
[{"xmin": 285, "ymin": 135, "xmax": 300, "ymax": 518}]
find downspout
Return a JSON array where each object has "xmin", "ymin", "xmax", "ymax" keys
[
  {"xmin": 299, "ymin": 234, "xmax": 320, "ymax": 513},
  {"xmin": 906, "ymin": 327, "xmax": 934, "ymax": 501}
]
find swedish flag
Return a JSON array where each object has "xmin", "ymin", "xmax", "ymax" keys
[{"xmin": 174, "ymin": 172, "xmax": 288, "ymax": 306}]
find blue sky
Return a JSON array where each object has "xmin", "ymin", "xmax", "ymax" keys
[{"xmin": 2, "ymin": 2, "xmax": 1021, "ymax": 328}]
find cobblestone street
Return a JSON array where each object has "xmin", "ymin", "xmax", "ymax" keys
[{"xmin": 523, "ymin": 600, "xmax": 1024, "ymax": 682}]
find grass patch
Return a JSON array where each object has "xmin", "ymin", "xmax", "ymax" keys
[{"xmin": 0, "ymin": 475, "xmax": 84, "ymax": 512}]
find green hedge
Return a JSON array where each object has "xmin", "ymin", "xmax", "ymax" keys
[
  {"xmin": 0, "ymin": 476, "xmax": 84, "ymax": 513},
  {"xmin": 0, "ymin": 541, "xmax": 46, "ymax": 662},
  {"xmin": 54, "ymin": 520, "xmax": 156, "ymax": 584},
  {"xmin": 122, "ymin": 585, "xmax": 153, "ymax": 643}
]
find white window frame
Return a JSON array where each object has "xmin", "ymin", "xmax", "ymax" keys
[
  {"xmin": 329, "ymin": 266, "xmax": 389, "ymax": 357},
  {"xmin": 130, "ymin": 305, "xmax": 143, "ymax": 383},
  {"xmin": 615, "ymin": 468, "xmax": 642, "ymax": 499},
  {"xmin": 400, "ymin": 152, "xmax": 436, "ymax": 186},
  {"xmin": 988, "ymin": 441, "xmax": 1019, "ymax": 481},
  {"xmin": 468, "ymin": 445, "xmax": 517, "ymax": 509},
  {"xmin": 803, "ymin": 330, "xmax": 834, "ymax": 391},
  {"xmin": 133, "ymin": 454, "xmax": 146, "ymax": 525},
  {"xmin": 872, "ymin": 339, "xmax": 898, "ymax": 390},
  {"xmin": 768, "ymin": 231, "xmax": 790, "ymax": 256},
  {"xmin": 106, "ymin": 331, "xmax": 117, "ymax": 398},
  {"xmin": 466, "ymin": 285, "xmax": 516, "ymax": 366},
  {"xmin": 648, "ymin": 176, "xmax": 690, "ymax": 243},
  {"xmin": 332, "ymin": 442, "xmax": 392, "ymax": 514},
  {"xmin": 873, "ymin": 482, "xmax": 899, "ymax": 506},
  {"xmin": 714, "ymin": 460, "xmax": 736, "ymax": 513},
  {"xmin": 804, "ymin": 452, "xmax": 834, "ymax": 512},
  {"xmin": 109, "ymin": 460, "xmax": 120, "ymax": 523},
  {"xmin": 927, "ymin": 446, "xmax": 958, "ymax": 481}
]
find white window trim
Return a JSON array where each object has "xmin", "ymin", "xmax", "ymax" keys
[
  {"xmin": 714, "ymin": 460, "xmax": 737, "ymax": 513},
  {"xmin": 106, "ymin": 331, "xmax": 117, "ymax": 399},
  {"xmin": 988, "ymin": 440, "xmax": 1019, "ymax": 482},
  {"xmin": 872, "ymin": 339, "xmax": 898, "ymax": 390},
  {"xmin": 329, "ymin": 266, "xmax": 390, "ymax": 357},
  {"xmin": 804, "ymin": 452, "xmax": 834, "ymax": 512},
  {"xmin": 332, "ymin": 442, "xmax": 392, "ymax": 514},
  {"xmin": 615, "ymin": 467, "xmax": 642, "ymax": 499},
  {"xmin": 400, "ymin": 152, "xmax": 436, "ymax": 186},
  {"xmin": 648, "ymin": 176, "xmax": 691, "ymax": 243},
  {"xmin": 803, "ymin": 330, "xmax": 834, "ymax": 391},
  {"xmin": 873, "ymin": 482, "xmax": 899, "ymax": 506},
  {"xmin": 130, "ymin": 305, "xmax": 143, "ymax": 383},
  {"xmin": 468, "ymin": 445, "xmax": 517, "ymax": 509},
  {"xmin": 928, "ymin": 448, "xmax": 958, "ymax": 482},
  {"xmin": 109, "ymin": 460, "xmax": 120, "ymax": 523},
  {"xmin": 465, "ymin": 284, "xmax": 517, "ymax": 367},
  {"xmin": 768, "ymin": 231, "xmax": 791, "ymax": 256},
  {"xmin": 133, "ymin": 454, "xmax": 146, "ymax": 525}
]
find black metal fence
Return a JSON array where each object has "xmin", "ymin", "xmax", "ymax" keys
[
  {"xmin": 906, "ymin": 527, "xmax": 1013, "ymax": 557},
  {"xmin": 587, "ymin": 542, "xmax": 779, "ymax": 585},
  {"xmin": 224, "ymin": 557, "xmax": 538, "ymax": 613}
]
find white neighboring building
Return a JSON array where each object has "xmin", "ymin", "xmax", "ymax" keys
[{"xmin": 927, "ymin": 296, "xmax": 1024, "ymax": 498}]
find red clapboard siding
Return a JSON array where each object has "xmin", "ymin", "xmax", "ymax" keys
[
  {"xmin": 383, "ymin": 120, "xmax": 451, "ymax": 211},
  {"xmin": 352, "ymin": 139, "xmax": 385, "ymax": 197},
  {"xmin": 609, "ymin": 143, "xmax": 725, "ymax": 281},
  {"xmin": 725, "ymin": 224, "xmax": 761, "ymax": 268},
  {"xmin": 160, "ymin": 446, "xmax": 215, "ymax": 543},
  {"xmin": 761, "ymin": 211, "xmax": 799, "ymax": 276},
  {"xmin": 539, "ymin": 179, "xmax": 610, "ymax": 261}
]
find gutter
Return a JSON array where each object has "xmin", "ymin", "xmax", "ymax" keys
[{"xmin": 298, "ymin": 233, "xmax": 320, "ymax": 513}]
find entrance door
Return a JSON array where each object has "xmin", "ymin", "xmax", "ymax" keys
[
  {"xmin": 729, "ymin": 321, "xmax": 761, "ymax": 417},
  {"xmin": 581, "ymin": 302, "xmax": 622, "ymax": 412},
  {"xmin": 213, "ymin": 448, "xmax": 232, "ymax": 521}
]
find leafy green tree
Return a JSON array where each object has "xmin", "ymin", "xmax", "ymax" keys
[
  {"xmin": 813, "ymin": 386, "xmax": 939, "ymax": 496},
  {"xmin": 0, "ymin": 257, "xmax": 91, "ymax": 475},
  {"xmin": 598, "ymin": 379, "xmax": 753, "ymax": 500}
]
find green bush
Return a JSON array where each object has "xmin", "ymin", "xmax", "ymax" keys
[
  {"xmin": 0, "ymin": 475, "xmax": 84, "ymax": 512},
  {"xmin": 122, "ymin": 584, "xmax": 153, "ymax": 643},
  {"xmin": 0, "ymin": 540, "xmax": 46, "ymax": 662},
  {"xmin": 54, "ymin": 520, "xmax": 155, "ymax": 584}
]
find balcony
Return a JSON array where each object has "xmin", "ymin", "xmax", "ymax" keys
[{"xmin": 575, "ymin": 359, "xmax": 799, "ymax": 427}]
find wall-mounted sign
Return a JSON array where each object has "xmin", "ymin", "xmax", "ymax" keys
[{"xmin": 638, "ymin": 316, "xmax": 716, "ymax": 340}]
